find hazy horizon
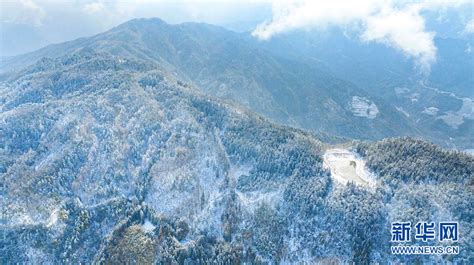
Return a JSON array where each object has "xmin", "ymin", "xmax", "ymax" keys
[{"xmin": 1, "ymin": 0, "xmax": 472, "ymax": 68}]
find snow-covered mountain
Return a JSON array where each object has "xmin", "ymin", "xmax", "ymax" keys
[
  {"xmin": 0, "ymin": 18, "xmax": 420, "ymax": 143},
  {"xmin": 262, "ymin": 28, "xmax": 474, "ymax": 149},
  {"xmin": 1, "ymin": 46, "xmax": 472, "ymax": 263}
]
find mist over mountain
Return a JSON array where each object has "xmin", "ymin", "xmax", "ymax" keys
[
  {"xmin": 263, "ymin": 28, "xmax": 472, "ymax": 95},
  {"xmin": 4, "ymin": 17, "xmax": 471, "ymax": 149},
  {"xmin": 260, "ymin": 27, "xmax": 474, "ymax": 148}
]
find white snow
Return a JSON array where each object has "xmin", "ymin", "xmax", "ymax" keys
[
  {"xmin": 395, "ymin": 106, "xmax": 410, "ymax": 117},
  {"xmin": 464, "ymin": 149, "xmax": 474, "ymax": 155},
  {"xmin": 350, "ymin": 96, "xmax": 379, "ymax": 119},
  {"xmin": 323, "ymin": 148, "xmax": 376, "ymax": 188},
  {"xmin": 236, "ymin": 189, "xmax": 282, "ymax": 210},
  {"xmin": 437, "ymin": 98, "xmax": 474, "ymax": 129},
  {"xmin": 394, "ymin": 87, "xmax": 410, "ymax": 95},
  {"xmin": 46, "ymin": 208, "xmax": 60, "ymax": 228},
  {"xmin": 422, "ymin": 107, "xmax": 439, "ymax": 116},
  {"xmin": 141, "ymin": 219, "xmax": 156, "ymax": 234},
  {"xmin": 419, "ymin": 80, "xmax": 474, "ymax": 129}
]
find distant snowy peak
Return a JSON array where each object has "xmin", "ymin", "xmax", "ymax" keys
[{"xmin": 350, "ymin": 96, "xmax": 379, "ymax": 119}]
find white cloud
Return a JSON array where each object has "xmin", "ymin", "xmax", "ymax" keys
[
  {"xmin": 253, "ymin": 0, "xmax": 384, "ymax": 39},
  {"xmin": 361, "ymin": 4, "xmax": 436, "ymax": 73},
  {"xmin": 252, "ymin": 0, "xmax": 471, "ymax": 73},
  {"xmin": 1, "ymin": 0, "xmax": 46, "ymax": 26},
  {"xmin": 465, "ymin": 19, "xmax": 474, "ymax": 33}
]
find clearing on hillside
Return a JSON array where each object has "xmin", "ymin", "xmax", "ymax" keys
[{"xmin": 323, "ymin": 148, "xmax": 376, "ymax": 187}]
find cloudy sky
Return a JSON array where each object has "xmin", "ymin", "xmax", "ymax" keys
[
  {"xmin": 253, "ymin": 0, "xmax": 472, "ymax": 72},
  {"xmin": 1, "ymin": 0, "xmax": 472, "ymax": 71},
  {"xmin": 0, "ymin": 0, "xmax": 272, "ymax": 56}
]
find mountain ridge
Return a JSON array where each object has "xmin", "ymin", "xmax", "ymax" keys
[
  {"xmin": 1, "ymin": 18, "xmax": 423, "ymax": 146},
  {"xmin": 1, "ymin": 42, "xmax": 472, "ymax": 264}
]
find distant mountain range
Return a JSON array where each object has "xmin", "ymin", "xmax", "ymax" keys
[
  {"xmin": 5, "ymin": 18, "xmax": 471, "ymax": 149},
  {"xmin": 3, "ymin": 18, "xmax": 473, "ymax": 149}
]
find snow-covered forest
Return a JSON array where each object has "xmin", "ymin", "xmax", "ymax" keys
[{"xmin": 1, "ymin": 49, "xmax": 472, "ymax": 264}]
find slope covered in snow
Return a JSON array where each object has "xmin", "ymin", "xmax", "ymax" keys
[
  {"xmin": 323, "ymin": 148, "xmax": 376, "ymax": 187},
  {"xmin": 1, "ymin": 50, "xmax": 472, "ymax": 264}
]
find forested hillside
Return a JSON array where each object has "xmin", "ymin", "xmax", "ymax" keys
[
  {"xmin": 356, "ymin": 138, "xmax": 473, "ymax": 264},
  {"xmin": 263, "ymin": 29, "xmax": 474, "ymax": 149},
  {"xmin": 1, "ymin": 49, "xmax": 472, "ymax": 263},
  {"xmin": 0, "ymin": 18, "xmax": 419, "ymax": 143},
  {"xmin": 356, "ymin": 137, "xmax": 473, "ymax": 184}
]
